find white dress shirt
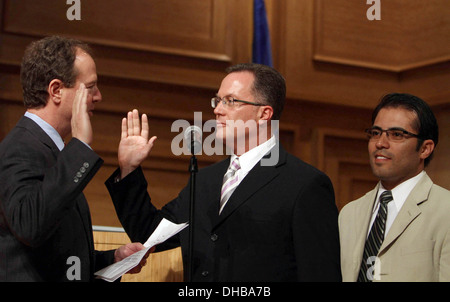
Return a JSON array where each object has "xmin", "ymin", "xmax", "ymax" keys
[
  {"xmin": 368, "ymin": 170, "xmax": 426, "ymax": 237},
  {"xmin": 24, "ymin": 111, "xmax": 65, "ymax": 151}
]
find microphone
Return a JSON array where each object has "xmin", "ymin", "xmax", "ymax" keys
[{"xmin": 184, "ymin": 125, "xmax": 202, "ymax": 155}]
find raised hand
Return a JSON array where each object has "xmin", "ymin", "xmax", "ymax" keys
[
  {"xmin": 118, "ymin": 109, "xmax": 157, "ymax": 179},
  {"xmin": 71, "ymin": 83, "xmax": 93, "ymax": 145}
]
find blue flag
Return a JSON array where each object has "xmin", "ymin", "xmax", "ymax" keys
[{"xmin": 252, "ymin": 0, "xmax": 273, "ymax": 67}]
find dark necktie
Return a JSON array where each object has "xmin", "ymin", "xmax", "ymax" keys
[{"xmin": 357, "ymin": 190, "xmax": 393, "ymax": 282}]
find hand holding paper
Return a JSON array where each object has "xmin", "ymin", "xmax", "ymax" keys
[
  {"xmin": 95, "ymin": 218, "xmax": 188, "ymax": 282},
  {"xmin": 114, "ymin": 242, "xmax": 154, "ymax": 274}
]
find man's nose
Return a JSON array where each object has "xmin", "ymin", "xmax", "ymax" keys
[
  {"xmin": 213, "ymin": 101, "xmax": 225, "ymax": 115},
  {"xmin": 375, "ymin": 132, "xmax": 390, "ymax": 149},
  {"xmin": 93, "ymin": 87, "xmax": 102, "ymax": 103}
]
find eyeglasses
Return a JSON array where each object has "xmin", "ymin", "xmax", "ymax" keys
[
  {"xmin": 211, "ymin": 96, "xmax": 265, "ymax": 109},
  {"xmin": 365, "ymin": 127, "xmax": 423, "ymax": 141}
]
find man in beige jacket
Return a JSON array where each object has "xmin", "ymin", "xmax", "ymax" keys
[{"xmin": 339, "ymin": 93, "xmax": 450, "ymax": 282}]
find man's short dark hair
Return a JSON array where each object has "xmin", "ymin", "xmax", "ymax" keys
[
  {"xmin": 372, "ymin": 93, "xmax": 439, "ymax": 167},
  {"xmin": 226, "ymin": 63, "xmax": 286, "ymax": 121},
  {"xmin": 20, "ymin": 36, "xmax": 93, "ymax": 108}
]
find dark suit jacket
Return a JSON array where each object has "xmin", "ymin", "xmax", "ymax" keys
[
  {"xmin": 0, "ymin": 116, "xmax": 114, "ymax": 281},
  {"xmin": 106, "ymin": 144, "xmax": 341, "ymax": 281}
]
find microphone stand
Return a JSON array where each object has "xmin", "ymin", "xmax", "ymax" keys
[{"xmin": 187, "ymin": 129, "xmax": 198, "ymax": 282}]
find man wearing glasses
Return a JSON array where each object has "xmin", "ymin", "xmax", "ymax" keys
[
  {"xmin": 339, "ymin": 93, "xmax": 450, "ymax": 282},
  {"xmin": 106, "ymin": 63, "xmax": 341, "ymax": 281}
]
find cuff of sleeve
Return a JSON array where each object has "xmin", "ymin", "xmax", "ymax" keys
[{"xmin": 105, "ymin": 166, "xmax": 147, "ymax": 190}]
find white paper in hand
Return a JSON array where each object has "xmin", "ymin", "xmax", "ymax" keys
[
  {"xmin": 143, "ymin": 218, "xmax": 188, "ymax": 248},
  {"xmin": 94, "ymin": 218, "xmax": 188, "ymax": 282}
]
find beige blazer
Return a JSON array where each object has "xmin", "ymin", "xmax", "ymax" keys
[{"xmin": 339, "ymin": 172, "xmax": 450, "ymax": 282}]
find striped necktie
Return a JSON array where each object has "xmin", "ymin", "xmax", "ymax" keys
[
  {"xmin": 358, "ymin": 190, "xmax": 393, "ymax": 282},
  {"xmin": 219, "ymin": 157, "xmax": 241, "ymax": 214}
]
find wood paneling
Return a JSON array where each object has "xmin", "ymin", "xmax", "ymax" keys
[
  {"xmin": 3, "ymin": 0, "xmax": 243, "ymax": 61},
  {"xmin": 426, "ymin": 105, "xmax": 450, "ymax": 191},
  {"xmin": 314, "ymin": 0, "xmax": 450, "ymax": 72},
  {"xmin": 271, "ymin": 0, "xmax": 450, "ymax": 108},
  {"xmin": 0, "ymin": 0, "xmax": 252, "ymax": 90},
  {"xmin": 311, "ymin": 128, "xmax": 378, "ymax": 210}
]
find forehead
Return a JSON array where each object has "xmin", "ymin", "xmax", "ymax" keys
[
  {"xmin": 74, "ymin": 49, "xmax": 97, "ymax": 80},
  {"xmin": 373, "ymin": 107, "xmax": 418, "ymax": 130},
  {"xmin": 218, "ymin": 71, "xmax": 254, "ymax": 97}
]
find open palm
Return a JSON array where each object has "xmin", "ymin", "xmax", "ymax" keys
[{"xmin": 118, "ymin": 109, "xmax": 157, "ymax": 179}]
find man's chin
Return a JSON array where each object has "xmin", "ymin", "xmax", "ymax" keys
[{"xmin": 214, "ymin": 129, "xmax": 226, "ymax": 143}]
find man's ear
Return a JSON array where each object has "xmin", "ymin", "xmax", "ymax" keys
[
  {"xmin": 48, "ymin": 79, "xmax": 64, "ymax": 104},
  {"xmin": 258, "ymin": 105, "xmax": 274, "ymax": 122},
  {"xmin": 419, "ymin": 139, "xmax": 435, "ymax": 161}
]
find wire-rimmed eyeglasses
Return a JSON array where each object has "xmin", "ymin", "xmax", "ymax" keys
[{"xmin": 211, "ymin": 96, "xmax": 265, "ymax": 109}]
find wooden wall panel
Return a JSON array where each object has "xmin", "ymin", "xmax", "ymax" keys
[
  {"xmin": 0, "ymin": 0, "xmax": 252, "ymax": 90},
  {"xmin": 3, "ymin": 0, "xmax": 238, "ymax": 61},
  {"xmin": 272, "ymin": 0, "xmax": 450, "ymax": 108},
  {"xmin": 426, "ymin": 105, "xmax": 450, "ymax": 191},
  {"xmin": 314, "ymin": 0, "xmax": 450, "ymax": 72},
  {"xmin": 311, "ymin": 128, "xmax": 377, "ymax": 210}
]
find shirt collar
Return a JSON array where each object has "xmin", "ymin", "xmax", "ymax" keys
[
  {"xmin": 24, "ymin": 111, "xmax": 65, "ymax": 151},
  {"xmin": 376, "ymin": 170, "xmax": 426, "ymax": 212},
  {"xmin": 231, "ymin": 135, "xmax": 276, "ymax": 173}
]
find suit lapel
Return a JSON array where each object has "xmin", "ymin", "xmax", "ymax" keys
[
  {"xmin": 213, "ymin": 144, "xmax": 286, "ymax": 227},
  {"xmin": 352, "ymin": 186, "xmax": 379, "ymax": 279},
  {"xmin": 379, "ymin": 174, "xmax": 432, "ymax": 253}
]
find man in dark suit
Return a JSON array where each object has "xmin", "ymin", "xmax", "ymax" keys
[
  {"xmin": 0, "ymin": 36, "xmax": 146, "ymax": 281},
  {"xmin": 106, "ymin": 64, "xmax": 341, "ymax": 281}
]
